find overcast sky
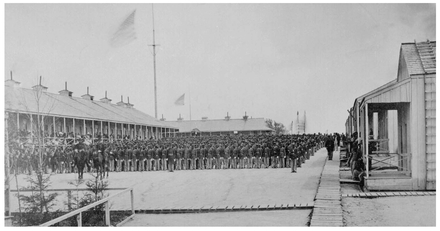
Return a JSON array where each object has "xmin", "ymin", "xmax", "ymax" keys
[{"xmin": 4, "ymin": 3, "xmax": 436, "ymax": 134}]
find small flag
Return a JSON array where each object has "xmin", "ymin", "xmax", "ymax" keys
[
  {"xmin": 110, "ymin": 10, "xmax": 137, "ymax": 47},
  {"xmin": 175, "ymin": 94, "xmax": 185, "ymax": 106}
]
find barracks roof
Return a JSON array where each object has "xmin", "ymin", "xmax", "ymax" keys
[
  {"xmin": 354, "ymin": 40, "xmax": 436, "ymax": 104},
  {"xmin": 400, "ymin": 41, "xmax": 436, "ymax": 75},
  {"xmin": 5, "ymin": 84, "xmax": 175, "ymax": 129},
  {"xmin": 164, "ymin": 118, "xmax": 273, "ymax": 133}
]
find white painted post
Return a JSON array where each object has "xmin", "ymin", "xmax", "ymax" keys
[
  {"xmin": 105, "ymin": 202, "xmax": 110, "ymax": 226},
  {"xmin": 77, "ymin": 213, "xmax": 82, "ymax": 227},
  {"xmin": 131, "ymin": 189, "xmax": 135, "ymax": 215}
]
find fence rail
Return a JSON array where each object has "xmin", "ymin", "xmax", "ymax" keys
[{"xmin": 39, "ymin": 187, "xmax": 134, "ymax": 227}]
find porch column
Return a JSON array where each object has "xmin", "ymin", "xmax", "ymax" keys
[
  {"xmin": 73, "ymin": 118, "xmax": 76, "ymax": 143},
  {"xmin": 30, "ymin": 114, "xmax": 33, "ymax": 139},
  {"xmin": 63, "ymin": 117, "xmax": 67, "ymax": 145},
  {"xmin": 101, "ymin": 121, "xmax": 103, "ymax": 139},
  {"xmin": 63, "ymin": 117, "xmax": 66, "ymax": 135},
  {"xmin": 83, "ymin": 119, "xmax": 86, "ymax": 136},
  {"xmin": 134, "ymin": 124, "xmax": 137, "ymax": 140},
  {"xmin": 92, "ymin": 120, "xmax": 95, "ymax": 143},
  {"xmin": 365, "ymin": 103, "xmax": 369, "ymax": 178}
]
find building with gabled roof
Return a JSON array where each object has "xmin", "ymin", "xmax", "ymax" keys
[
  {"xmin": 346, "ymin": 40, "xmax": 436, "ymax": 190},
  {"xmin": 164, "ymin": 116, "xmax": 273, "ymax": 136},
  {"xmin": 5, "ymin": 78, "xmax": 178, "ymax": 142}
]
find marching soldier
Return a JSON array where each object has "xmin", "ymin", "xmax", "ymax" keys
[
  {"xmin": 239, "ymin": 144, "xmax": 246, "ymax": 169},
  {"xmin": 134, "ymin": 146, "xmax": 141, "ymax": 171},
  {"xmin": 264, "ymin": 145, "xmax": 270, "ymax": 168},
  {"xmin": 155, "ymin": 146, "xmax": 161, "ymax": 171},
  {"xmin": 219, "ymin": 144, "xmax": 225, "ymax": 169},
  {"xmin": 230, "ymin": 145, "xmax": 236, "ymax": 169},
  {"xmin": 224, "ymin": 144, "xmax": 231, "ymax": 169},
  {"xmin": 280, "ymin": 144, "xmax": 286, "ymax": 168},
  {"xmin": 195, "ymin": 145, "xmax": 202, "ymax": 170},
  {"xmin": 168, "ymin": 145, "xmax": 175, "ymax": 172},
  {"xmin": 256, "ymin": 144, "xmax": 263, "ymax": 169},
  {"xmin": 146, "ymin": 146, "xmax": 153, "ymax": 171},
  {"xmin": 207, "ymin": 145, "xmax": 214, "ymax": 169},
  {"xmin": 184, "ymin": 145, "xmax": 190, "ymax": 170},
  {"xmin": 201, "ymin": 145, "xmax": 208, "ymax": 169},
  {"xmin": 176, "ymin": 145, "xmax": 182, "ymax": 170}
]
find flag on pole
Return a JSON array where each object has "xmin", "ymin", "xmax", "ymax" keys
[
  {"xmin": 175, "ymin": 94, "xmax": 185, "ymax": 106},
  {"xmin": 110, "ymin": 10, "xmax": 137, "ymax": 47}
]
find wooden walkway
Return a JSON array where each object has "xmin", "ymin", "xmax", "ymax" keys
[{"xmin": 310, "ymin": 150, "xmax": 343, "ymax": 227}]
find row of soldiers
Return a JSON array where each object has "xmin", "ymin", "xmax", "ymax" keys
[{"xmin": 8, "ymin": 133, "xmax": 326, "ymax": 175}]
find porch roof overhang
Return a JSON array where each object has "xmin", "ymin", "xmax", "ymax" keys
[{"xmin": 357, "ymin": 78, "xmax": 411, "ymax": 109}]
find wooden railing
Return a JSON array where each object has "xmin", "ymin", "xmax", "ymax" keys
[
  {"xmin": 39, "ymin": 187, "xmax": 134, "ymax": 227},
  {"xmin": 369, "ymin": 153, "xmax": 411, "ymax": 175}
]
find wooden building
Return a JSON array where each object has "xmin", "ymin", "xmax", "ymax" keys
[
  {"xmin": 5, "ymin": 79, "xmax": 178, "ymax": 143},
  {"xmin": 164, "ymin": 115, "xmax": 273, "ymax": 137},
  {"xmin": 346, "ymin": 40, "xmax": 436, "ymax": 191}
]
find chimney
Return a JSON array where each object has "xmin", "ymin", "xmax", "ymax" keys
[
  {"xmin": 5, "ymin": 71, "xmax": 21, "ymax": 88},
  {"xmin": 32, "ymin": 76, "xmax": 48, "ymax": 92},
  {"xmin": 126, "ymin": 96, "xmax": 134, "ymax": 108},
  {"xmin": 100, "ymin": 91, "xmax": 112, "ymax": 103},
  {"xmin": 116, "ymin": 95, "xmax": 126, "ymax": 106},
  {"xmin": 81, "ymin": 86, "xmax": 94, "ymax": 100},
  {"xmin": 177, "ymin": 114, "xmax": 183, "ymax": 121},
  {"xmin": 243, "ymin": 111, "xmax": 249, "ymax": 121},
  {"xmin": 160, "ymin": 114, "xmax": 166, "ymax": 121},
  {"xmin": 225, "ymin": 112, "xmax": 231, "ymax": 121},
  {"xmin": 59, "ymin": 81, "xmax": 73, "ymax": 97}
]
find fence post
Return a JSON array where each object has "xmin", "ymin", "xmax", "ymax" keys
[
  {"xmin": 67, "ymin": 190, "xmax": 72, "ymax": 210},
  {"xmin": 105, "ymin": 202, "xmax": 110, "ymax": 226},
  {"xmin": 77, "ymin": 213, "xmax": 82, "ymax": 227},
  {"xmin": 131, "ymin": 189, "xmax": 135, "ymax": 215}
]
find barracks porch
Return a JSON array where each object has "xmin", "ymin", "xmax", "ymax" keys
[{"xmin": 346, "ymin": 40, "xmax": 436, "ymax": 191}]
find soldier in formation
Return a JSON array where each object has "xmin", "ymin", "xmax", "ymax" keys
[{"xmin": 7, "ymin": 133, "xmax": 327, "ymax": 175}]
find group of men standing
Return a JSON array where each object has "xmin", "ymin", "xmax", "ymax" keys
[{"xmin": 9, "ymin": 133, "xmax": 326, "ymax": 175}]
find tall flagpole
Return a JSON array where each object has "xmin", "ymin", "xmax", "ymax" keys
[
  {"xmin": 189, "ymin": 85, "xmax": 192, "ymax": 121},
  {"xmin": 150, "ymin": 4, "xmax": 159, "ymax": 119}
]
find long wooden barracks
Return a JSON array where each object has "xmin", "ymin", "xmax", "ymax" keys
[
  {"xmin": 164, "ymin": 114, "xmax": 273, "ymax": 137},
  {"xmin": 5, "ymin": 79, "xmax": 274, "ymax": 142},
  {"xmin": 5, "ymin": 78, "xmax": 178, "ymax": 142},
  {"xmin": 346, "ymin": 40, "xmax": 436, "ymax": 191}
]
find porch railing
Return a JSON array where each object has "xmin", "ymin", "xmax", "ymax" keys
[{"xmin": 368, "ymin": 152, "xmax": 411, "ymax": 176}]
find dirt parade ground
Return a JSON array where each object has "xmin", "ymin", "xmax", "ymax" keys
[
  {"xmin": 9, "ymin": 148, "xmax": 328, "ymax": 226},
  {"xmin": 8, "ymin": 147, "xmax": 436, "ymax": 226}
]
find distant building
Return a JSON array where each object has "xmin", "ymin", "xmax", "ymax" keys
[
  {"xmin": 164, "ymin": 115, "xmax": 273, "ymax": 136},
  {"xmin": 5, "ymin": 78, "xmax": 177, "ymax": 142},
  {"xmin": 346, "ymin": 40, "xmax": 436, "ymax": 190},
  {"xmin": 295, "ymin": 111, "xmax": 306, "ymax": 134}
]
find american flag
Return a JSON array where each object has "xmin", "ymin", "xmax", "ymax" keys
[{"xmin": 110, "ymin": 10, "xmax": 137, "ymax": 47}]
